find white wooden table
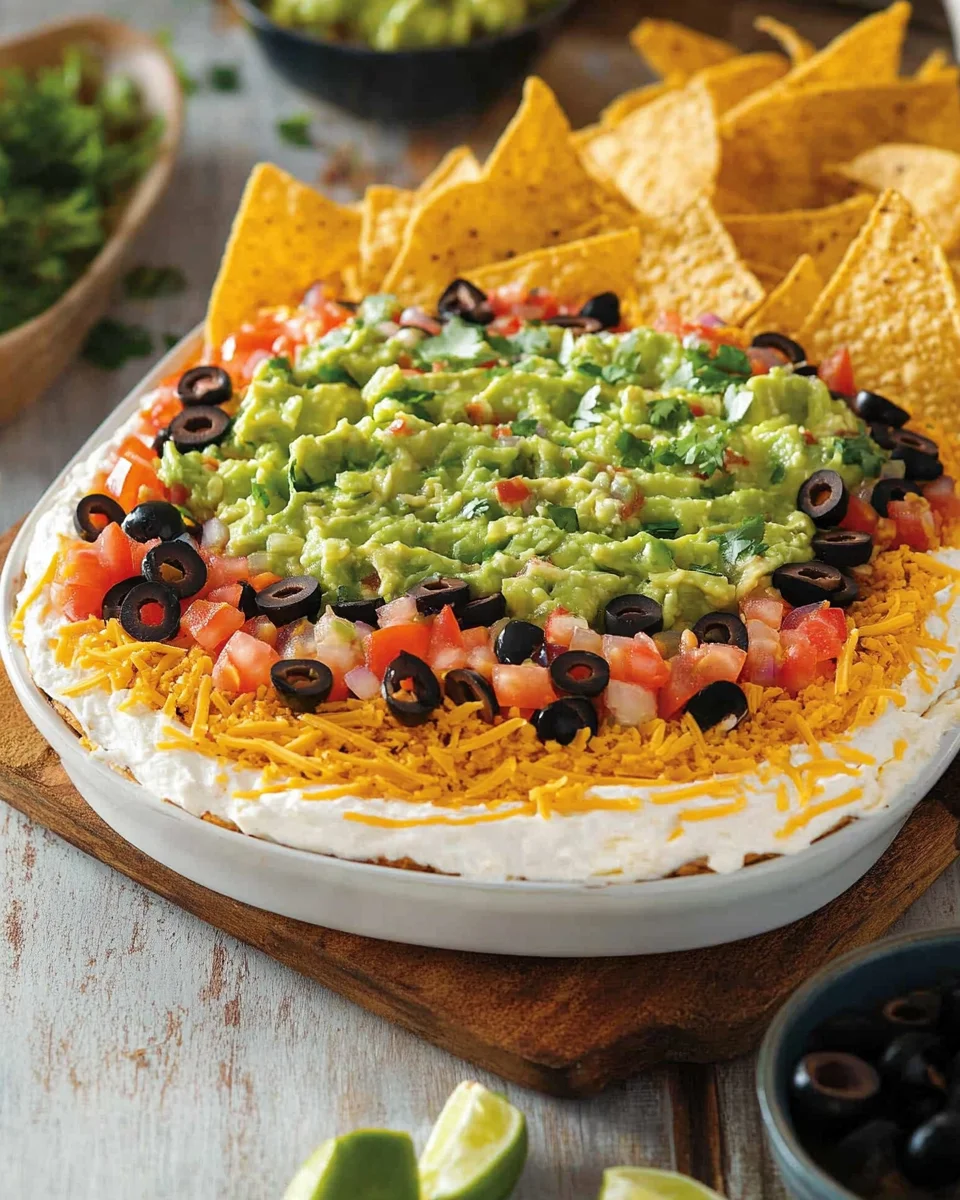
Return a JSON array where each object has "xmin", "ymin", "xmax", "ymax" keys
[{"xmin": 1, "ymin": 2, "xmax": 957, "ymax": 1196}]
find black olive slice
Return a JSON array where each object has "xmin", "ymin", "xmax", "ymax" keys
[
  {"xmin": 811, "ymin": 529, "xmax": 873, "ymax": 569},
  {"xmin": 437, "ymin": 278, "xmax": 493, "ymax": 325},
  {"xmin": 836, "ymin": 571, "xmax": 860, "ymax": 609},
  {"xmin": 142, "ymin": 540, "xmax": 207, "ymax": 599},
  {"xmin": 271, "ymin": 659, "xmax": 333, "ymax": 713},
  {"xmin": 549, "ymin": 650, "xmax": 610, "ymax": 699},
  {"xmin": 382, "ymin": 652, "xmax": 441, "ymax": 727},
  {"xmin": 750, "ymin": 331, "xmax": 806, "ymax": 364},
  {"xmin": 256, "ymin": 576, "xmax": 322, "ymax": 625},
  {"xmin": 533, "ymin": 697, "xmax": 597, "ymax": 745},
  {"xmin": 853, "ymin": 389, "xmax": 909, "ymax": 428},
  {"xmin": 331, "ymin": 597, "xmax": 384, "ymax": 625},
  {"xmin": 122, "ymin": 500, "xmax": 185, "ymax": 544},
  {"xmin": 237, "ymin": 580, "xmax": 259, "ymax": 620},
  {"xmin": 685, "ymin": 680, "xmax": 749, "ymax": 733},
  {"xmin": 798, "ymin": 469, "xmax": 849, "ymax": 528},
  {"xmin": 548, "ymin": 314, "xmax": 603, "ymax": 335},
  {"xmin": 459, "ymin": 592, "xmax": 507, "ymax": 630},
  {"xmin": 74, "ymin": 493, "xmax": 125, "ymax": 542},
  {"xmin": 102, "ymin": 576, "xmax": 142, "ymax": 623},
  {"xmin": 871, "ymin": 477, "xmax": 923, "ymax": 517},
  {"xmin": 604, "ymin": 594, "xmax": 664, "ymax": 638},
  {"xmin": 793, "ymin": 363, "xmax": 820, "ymax": 377},
  {"xmin": 902, "ymin": 1113, "xmax": 960, "ymax": 1189},
  {"xmin": 692, "ymin": 612, "xmax": 748, "ymax": 652},
  {"xmin": 178, "ymin": 510, "xmax": 203, "ymax": 540},
  {"xmin": 579, "ymin": 292, "xmax": 620, "ymax": 329},
  {"xmin": 772, "ymin": 561, "xmax": 846, "ymax": 607},
  {"xmin": 830, "ymin": 1119, "xmax": 902, "ymax": 1194},
  {"xmin": 868, "ymin": 422, "xmax": 896, "ymax": 450},
  {"xmin": 881, "ymin": 991, "xmax": 942, "ymax": 1032},
  {"xmin": 494, "ymin": 620, "xmax": 544, "ymax": 665},
  {"xmin": 808, "ymin": 1009, "xmax": 891, "ymax": 1060},
  {"xmin": 889, "ymin": 429, "xmax": 943, "ymax": 481},
  {"xmin": 152, "ymin": 428, "xmax": 171, "ymax": 457},
  {"xmin": 790, "ymin": 1051, "xmax": 881, "ymax": 1127},
  {"xmin": 177, "ymin": 365, "xmax": 233, "ymax": 407},
  {"xmin": 168, "ymin": 405, "xmax": 231, "ymax": 452},
  {"xmin": 880, "ymin": 1033, "xmax": 949, "ymax": 1130},
  {"xmin": 410, "ymin": 576, "xmax": 470, "ymax": 616},
  {"xmin": 119, "ymin": 581, "xmax": 181, "ymax": 642},
  {"xmin": 444, "ymin": 668, "xmax": 499, "ymax": 723}
]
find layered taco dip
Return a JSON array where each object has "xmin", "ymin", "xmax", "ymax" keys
[{"xmin": 12, "ymin": 11, "xmax": 960, "ymax": 883}]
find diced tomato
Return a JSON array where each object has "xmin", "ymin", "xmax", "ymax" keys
[
  {"xmin": 141, "ymin": 387, "xmax": 181, "ymax": 434},
  {"xmin": 250, "ymin": 571, "xmax": 282, "ymax": 591},
  {"xmin": 181, "ymin": 600, "xmax": 245, "ymax": 652},
  {"xmin": 747, "ymin": 345, "xmax": 786, "ymax": 376},
  {"xmin": 888, "ymin": 497, "xmax": 939, "ymax": 551},
  {"xmin": 466, "ymin": 400, "xmax": 491, "ymax": 425},
  {"xmin": 212, "ymin": 631, "xmax": 279, "ymax": 695},
  {"xmin": 312, "ymin": 641, "xmax": 359, "ymax": 702},
  {"xmin": 569, "ymin": 626, "xmax": 603, "ymax": 654},
  {"xmin": 427, "ymin": 605, "xmax": 466, "ymax": 672},
  {"xmin": 495, "ymin": 478, "xmax": 531, "ymax": 505},
  {"xmin": 461, "ymin": 626, "xmax": 489, "ymax": 650},
  {"xmin": 743, "ymin": 621, "xmax": 779, "ymax": 687},
  {"xmin": 740, "ymin": 592, "xmax": 786, "ymax": 630},
  {"xmin": 207, "ymin": 583, "xmax": 244, "ymax": 608},
  {"xmin": 104, "ymin": 455, "xmax": 165, "ymax": 512},
  {"xmin": 658, "ymin": 644, "xmax": 747, "ymax": 719},
  {"xmin": 59, "ymin": 584, "xmax": 105, "ymax": 622},
  {"xmin": 363, "ymin": 623, "xmax": 432, "ymax": 680},
  {"xmin": 781, "ymin": 603, "xmax": 846, "ymax": 661},
  {"xmin": 545, "ymin": 608, "xmax": 588, "ymax": 649},
  {"xmin": 840, "ymin": 493, "xmax": 879, "ymax": 535},
  {"xmin": 95, "ymin": 521, "xmax": 136, "ymax": 584},
  {"xmin": 114, "ymin": 434, "xmax": 158, "ymax": 468},
  {"xmin": 818, "ymin": 347, "xmax": 855, "ymax": 397},
  {"xmin": 241, "ymin": 615, "xmax": 278, "ymax": 647},
  {"xmin": 924, "ymin": 476, "xmax": 960, "ymax": 524},
  {"xmin": 602, "ymin": 633, "xmax": 671, "ymax": 689},
  {"xmin": 467, "ymin": 644, "xmax": 497, "ymax": 680},
  {"xmin": 202, "ymin": 554, "xmax": 250, "ymax": 592},
  {"xmin": 491, "ymin": 663, "xmax": 557, "ymax": 711},
  {"xmin": 776, "ymin": 635, "xmax": 819, "ymax": 695}
]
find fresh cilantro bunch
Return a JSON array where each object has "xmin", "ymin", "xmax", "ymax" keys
[{"xmin": 0, "ymin": 47, "xmax": 163, "ymax": 334}]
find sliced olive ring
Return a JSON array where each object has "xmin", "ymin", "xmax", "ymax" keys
[
  {"xmin": 871, "ymin": 477, "xmax": 923, "ymax": 517},
  {"xmin": 459, "ymin": 592, "xmax": 507, "ymax": 630},
  {"xmin": 772, "ymin": 561, "xmax": 849, "ymax": 607},
  {"xmin": 835, "ymin": 571, "xmax": 859, "ymax": 608},
  {"xmin": 436, "ymin": 278, "xmax": 493, "ymax": 325},
  {"xmin": 494, "ymin": 620, "xmax": 544, "ymax": 665},
  {"xmin": 102, "ymin": 576, "xmax": 143, "ymax": 623},
  {"xmin": 868, "ymin": 422, "xmax": 897, "ymax": 450},
  {"xmin": 331, "ymin": 597, "xmax": 384, "ymax": 625},
  {"xmin": 119, "ymin": 581, "xmax": 181, "ymax": 643},
  {"xmin": 271, "ymin": 659, "xmax": 333, "ymax": 713},
  {"xmin": 789, "ymin": 1051, "xmax": 881, "ymax": 1126},
  {"xmin": 142, "ymin": 540, "xmax": 208, "ymax": 599},
  {"xmin": 750, "ymin": 331, "xmax": 806, "ymax": 364},
  {"xmin": 685, "ymin": 680, "xmax": 749, "ymax": 733},
  {"xmin": 533, "ymin": 697, "xmax": 598, "ymax": 745},
  {"xmin": 853, "ymin": 388, "xmax": 909, "ymax": 428},
  {"xmin": 410, "ymin": 576, "xmax": 470, "ymax": 616},
  {"xmin": 579, "ymin": 291, "xmax": 620, "ymax": 329},
  {"xmin": 177, "ymin": 365, "xmax": 233, "ymax": 407},
  {"xmin": 793, "ymin": 363, "xmax": 820, "ymax": 377},
  {"xmin": 256, "ymin": 576, "xmax": 322, "ymax": 625},
  {"xmin": 692, "ymin": 611, "xmax": 748, "ymax": 652},
  {"xmin": 549, "ymin": 314, "xmax": 603, "ymax": 335},
  {"xmin": 122, "ymin": 500, "xmax": 185, "ymax": 544},
  {"xmin": 604, "ymin": 594, "xmax": 664, "ymax": 637},
  {"xmin": 74, "ymin": 493, "xmax": 125, "ymax": 542},
  {"xmin": 237, "ymin": 580, "xmax": 259, "ymax": 620},
  {"xmin": 152, "ymin": 428, "xmax": 171, "ymax": 457},
  {"xmin": 167, "ymin": 405, "xmax": 231, "ymax": 452},
  {"xmin": 889, "ymin": 428, "xmax": 943, "ymax": 481},
  {"xmin": 811, "ymin": 529, "xmax": 873, "ymax": 569},
  {"xmin": 382, "ymin": 652, "xmax": 442, "ymax": 727},
  {"xmin": 902, "ymin": 1113, "xmax": 960, "ymax": 1190},
  {"xmin": 444, "ymin": 668, "xmax": 499, "ymax": 724},
  {"xmin": 798, "ymin": 469, "xmax": 849, "ymax": 528},
  {"xmin": 549, "ymin": 651, "xmax": 610, "ymax": 699},
  {"xmin": 881, "ymin": 991, "xmax": 942, "ymax": 1032}
]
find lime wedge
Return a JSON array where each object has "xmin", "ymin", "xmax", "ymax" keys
[
  {"xmin": 598, "ymin": 1167, "xmax": 726, "ymax": 1200},
  {"xmin": 283, "ymin": 1129, "xmax": 419, "ymax": 1200},
  {"xmin": 419, "ymin": 1080, "xmax": 528, "ymax": 1200}
]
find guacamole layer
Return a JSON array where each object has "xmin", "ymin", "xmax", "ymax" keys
[{"xmin": 161, "ymin": 297, "xmax": 886, "ymax": 627}]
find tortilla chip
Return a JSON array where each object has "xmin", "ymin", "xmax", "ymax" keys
[
  {"xmin": 722, "ymin": 195, "xmax": 875, "ymax": 283},
  {"xmin": 828, "ymin": 144, "xmax": 960, "ymax": 252},
  {"xmin": 630, "ymin": 18, "xmax": 737, "ymax": 80},
  {"xmin": 916, "ymin": 47, "xmax": 952, "ymax": 80},
  {"xmin": 418, "ymin": 145, "xmax": 480, "ymax": 196},
  {"xmin": 718, "ymin": 76, "xmax": 960, "ymax": 211},
  {"xmin": 469, "ymin": 229, "xmax": 641, "ymax": 308},
  {"xmin": 799, "ymin": 190, "xmax": 960, "ymax": 425},
  {"xmin": 382, "ymin": 77, "xmax": 634, "ymax": 306},
  {"xmin": 358, "ymin": 185, "xmax": 416, "ymax": 294},
  {"xmin": 599, "ymin": 78, "xmax": 681, "ymax": 128},
  {"xmin": 744, "ymin": 255, "xmax": 823, "ymax": 336},
  {"xmin": 753, "ymin": 15, "xmax": 815, "ymax": 65},
  {"xmin": 745, "ymin": 259, "xmax": 787, "ymax": 289},
  {"xmin": 579, "ymin": 80, "xmax": 718, "ymax": 217},
  {"xmin": 695, "ymin": 53, "xmax": 789, "ymax": 115},
  {"xmin": 206, "ymin": 163, "xmax": 362, "ymax": 348}
]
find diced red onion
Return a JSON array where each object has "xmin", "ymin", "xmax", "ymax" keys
[
  {"xmin": 781, "ymin": 601, "xmax": 827, "ymax": 631},
  {"xmin": 345, "ymin": 665, "xmax": 381, "ymax": 701},
  {"xmin": 201, "ymin": 517, "xmax": 229, "ymax": 553},
  {"xmin": 376, "ymin": 320, "xmax": 401, "ymax": 338},
  {"xmin": 377, "ymin": 595, "xmax": 418, "ymax": 627},
  {"xmin": 606, "ymin": 679, "xmax": 657, "ymax": 727},
  {"xmin": 399, "ymin": 308, "xmax": 443, "ymax": 336},
  {"xmin": 695, "ymin": 312, "xmax": 726, "ymax": 327}
]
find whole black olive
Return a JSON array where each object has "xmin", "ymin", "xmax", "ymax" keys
[
  {"xmin": 881, "ymin": 991, "xmax": 942, "ymax": 1033},
  {"xmin": 751, "ymin": 331, "xmax": 806, "ymax": 364},
  {"xmin": 901, "ymin": 1112, "xmax": 960, "ymax": 1189},
  {"xmin": 789, "ymin": 1051, "xmax": 881, "ymax": 1128},
  {"xmin": 685, "ymin": 681, "xmax": 749, "ymax": 733},
  {"xmin": 871, "ymin": 477, "xmax": 923, "ymax": 517},
  {"xmin": 176, "ymin": 365, "xmax": 233, "ymax": 407},
  {"xmin": 122, "ymin": 500, "xmax": 185, "ymax": 544},
  {"xmin": 331, "ymin": 597, "xmax": 384, "ymax": 626},
  {"xmin": 382, "ymin": 652, "xmax": 441, "ymax": 727},
  {"xmin": 773, "ymin": 561, "xmax": 849, "ymax": 607},
  {"xmin": 74, "ymin": 493, "xmax": 125, "ymax": 542},
  {"xmin": 102, "ymin": 576, "xmax": 143, "ymax": 623},
  {"xmin": 549, "ymin": 651, "xmax": 610, "ymax": 699},
  {"xmin": 692, "ymin": 611, "xmax": 748, "ymax": 652},
  {"xmin": 798, "ymin": 470, "xmax": 849, "ymax": 528},
  {"xmin": 888, "ymin": 428, "xmax": 943, "ymax": 481},
  {"xmin": 256, "ymin": 576, "xmax": 323, "ymax": 625},
  {"xmin": 533, "ymin": 697, "xmax": 597, "ymax": 745},
  {"xmin": 271, "ymin": 659, "xmax": 333, "ymax": 713},
  {"xmin": 410, "ymin": 576, "xmax": 470, "ymax": 616},
  {"xmin": 604, "ymin": 594, "xmax": 664, "ymax": 638},
  {"xmin": 811, "ymin": 529, "xmax": 873, "ymax": 569},
  {"xmin": 548, "ymin": 314, "xmax": 603, "ymax": 335},
  {"xmin": 459, "ymin": 593, "xmax": 507, "ymax": 630},
  {"xmin": 809, "ymin": 1010, "xmax": 892, "ymax": 1061},
  {"xmin": 167, "ymin": 405, "xmax": 231, "ymax": 452},
  {"xmin": 579, "ymin": 292, "xmax": 620, "ymax": 329},
  {"xmin": 437, "ymin": 278, "xmax": 493, "ymax": 325},
  {"xmin": 853, "ymin": 389, "xmax": 910, "ymax": 428},
  {"xmin": 495, "ymin": 620, "xmax": 544, "ymax": 665},
  {"xmin": 444, "ymin": 668, "xmax": 498, "ymax": 723},
  {"xmin": 119, "ymin": 581, "xmax": 181, "ymax": 643},
  {"xmin": 827, "ymin": 1119, "xmax": 903, "ymax": 1196},
  {"xmin": 141, "ymin": 540, "xmax": 207, "ymax": 599}
]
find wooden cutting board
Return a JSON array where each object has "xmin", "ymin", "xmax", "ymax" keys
[{"xmin": 0, "ymin": 524, "xmax": 957, "ymax": 1098}]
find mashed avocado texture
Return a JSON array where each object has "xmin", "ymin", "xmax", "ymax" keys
[{"xmin": 161, "ymin": 296, "xmax": 886, "ymax": 627}]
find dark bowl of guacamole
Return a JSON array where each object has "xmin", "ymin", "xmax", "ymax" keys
[{"xmin": 233, "ymin": 0, "xmax": 576, "ymax": 125}]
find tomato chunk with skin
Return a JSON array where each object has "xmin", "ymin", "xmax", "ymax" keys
[
  {"xmin": 924, "ymin": 476, "xmax": 960, "ymax": 523},
  {"xmin": 213, "ymin": 631, "xmax": 279, "ymax": 695},
  {"xmin": 181, "ymin": 600, "xmax": 245, "ymax": 653},
  {"xmin": 818, "ymin": 346, "xmax": 855, "ymax": 396},
  {"xmin": 777, "ymin": 634, "xmax": 820, "ymax": 695},
  {"xmin": 840, "ymin": 493, "xmax": 879, "ymax": 535},
  {"xmin": 602, "ymin": 633, "xmax": 670, "ymax": 689},
  {"xmin": 658, "ymin": 644, "xmax": 746, "ymax": 718},
  {"xmin": 492, "ymin": 663, "xmax": 557, "ymax": 711},
  {"xmin": 95, "ymin": 521, "xmax": 136, "ymax": 584},
  {"xmin": 363, "ymin": 623, "xmax": 432, "ymax": 680},
  {"xmin": 495, "ymin": 478, "xmax": 531, "ymax": 505},
  {"xmin": 105, "ymin": 455, "xmax": 164, "ymax": 512},
  {"xmin": 888, "ymin": 498, "xmax": 939, "ymax": 551}
]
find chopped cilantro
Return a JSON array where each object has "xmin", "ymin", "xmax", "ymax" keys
[
  {"xmin": 647, "ymin": 397, "xmax": 690, "ymax": 430},
  {"xmin": 690, "ymin": 563, "xmax": 725, "ymax": 576},
  {"xmin": 251, "ymin": 481, "xmax": 271, "ymax": 509},
  {"xmin": 123, "ymin": 265, "xmax": 186, "ymax": 299},
  {"xmin": 616, "ymin": 430, "xmax": 651, "ymax": 469},
  {"xmin": 277, "ymin": 113, "xmax": 312, "ymax": 147},
  {"xmin": 642, "ymin": 519, "xmax": 680, "ymax": 539},
  {"xmin": 547, "ymin": 504, "xmax": 579, "ymax": 532},
  {"xmin": 572, "ymin": 384, "xmax": 604, "ymax": 429},
  {"xmin": 265, "ymin": 355, "xmax": 293, "ymax": 375},
  {"xmin": 307, "ymin": 363, "xmax": 355, "ymax": 385},
  {"xmin": 209, "ymin": 64, "xmax": 241, "ymax": 92},
  {"xmin": 462, "ymin": 497, "xmax": 501, "ymax": 520},
  {"xmin": 288, "ymin": 461, "xmax": 315, "ymax": 493},
  {"xmin": 575, "ymin": 361, "xmax": 603, "ymax": 378},
  {"xmin": 511, "ymin": 418, "xmax": 538, "ymax": 436},
  {"xmin": 507, "ymin": 324, "xmax": 553, "ymax": 358},
  {"xmin": 82, "ymin": 319, "xmax": 153, "ymax": 370},
  {"xmin": 683, "ymin": 343, "xmax": 752, "ymax": 393},
  {"xmin": 838, "ymin": 432, "xmax": 885, "ymax": 479},
  {"xmin": 770, "ymin": 461, "xmax": 786, "ymax": 485},
  {"xmin": 671, "ymin": 429, "xmax": 728, "ymax": 476},
  {"xmin": 723, "ymin": 388, "xmax": 754, "ymax": 424},
  {"xmin": 417, "ymin": 317, "xmax": 491, "ymax": 366},
  {"xmin": 356, "ymin": 294, "xmax": 398, "ymax": 326},
  {"xmin": 712, "ymin": 515, "xmax": 767, "ymax": 568},
  {"xmin": 701, "ymin": 473, "xmax": 735, "ymax": 498},
  {"xmin": 384, "ymin": 387, "xmax": 434, "ymax": 422}
]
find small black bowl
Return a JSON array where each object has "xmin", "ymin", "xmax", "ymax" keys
[{"xmin": 233, "ymin": 0, "xmax": 577, "ymax": 125}]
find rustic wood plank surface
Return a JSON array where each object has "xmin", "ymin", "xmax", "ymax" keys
[{"xmin": 1, "ymin": 1, "xmax": 957, "ymax": 1197}]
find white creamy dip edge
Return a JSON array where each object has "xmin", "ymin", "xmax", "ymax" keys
[{"xmin": 14, "ymin": 396, "xmax": 960, "ymax": 883}]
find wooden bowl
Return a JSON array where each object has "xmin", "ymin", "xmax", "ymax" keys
[{"xmin": 0, "ymin": 16, "xmax": 183, "ymax": 425}]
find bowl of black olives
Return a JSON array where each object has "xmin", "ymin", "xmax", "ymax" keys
[{"xmin": 758, "ymin": 930, "xmax": 960, "ymax": 1199}]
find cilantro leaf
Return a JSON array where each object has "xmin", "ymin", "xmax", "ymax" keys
[
  {"xmin": 277, "ymin": 113, "xmax": 312, "ymax": 147},
  {"xmin": 357, "ymin": 294, "xmax": 399, "ymax": 326},
  {"xmin": 288, "ymin": 461, "xmax": 316, "ymax": 493},
  {"xmin": 462, "ymin": 497, "xmax": 502, "ymax": 520},
  {"xmin": 307, "ymin": 363, "xmax": 356, "ymax": 386},
  {"xmin": 123, "ymin": 264, "xmax": 186, "ymax": 299},
  {"xmin": 682, "ymin": 343, "xmax": 752, "ymax": 393},
  {"xmin": 701, "ymin": 473, "xmax": 735, "ymax": 498},
  {"xmin": 507, "ymin": 324, "xmax": 554, "ymax": 358},
  {"xmin": 416, "ymin": 317, "xmax": 491, "ymax": 366},
  {"xmin": 642, "ymin": 519, "xmax": 680, "ymax": 539},
  {"xmin": 648, "ymin": 397, "xmax": 690, "ymax": 430},
  {"xmin": 837, "ymin": 433, "xmax": 885, "ymax": 479},
  {"xmin": 616, "ymin": 430, "xmax": 651, "ymax": 469},
  {"xmin": 511, "ymin": 418, "xmax": 538, "ymax": 436},
  {"xmin": 265, "ymin": 356, "xmax": 292, "ymax": 375},
  {"xmin": 672, "ymin": 429, "xmax": 728, "ymax": 476},
  {"xmin": 547, "ymin": 505, "xmax": 579, "ymax": 532},
  {"xmin": 770, "ymin": 461, "xmax": 786, "ymax": 485},
  {"xmin": 723, "ymin": 388, "xmax": 754, "ymax": 424},
  {"xmin": 576, "ymin": 361, "xmax": 603, "ymax": 378},
  {"xmin": 712, "ymin": 515, "xmax": 767, "ymax": 569},
  {"xmin": 251, "ymin": 481, "xmax": 270, "ymax": 509},
  {"xmin": 572, "ymin": 384, "xmax": 604, "ymax": 429},
  {"xmin": 209, "ymin": 64, "xmax": 241, "ymax": 92},
  {"xmin": 81, "ymin": 319, "xmax": 153, "ymax": 370}
]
